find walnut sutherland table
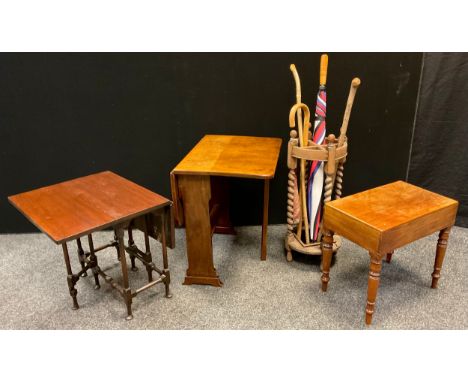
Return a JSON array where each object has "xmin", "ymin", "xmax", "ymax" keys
[
  {"xmin": 171, "ymin": 135, "xmax": 282, "ymax": 287},
  {"xmin": 8, "ymin": 171, "xmax": 174, "ymax": 320},
  {"xmin": 320, "ymin": 181, "xmax": 458, "ymax": 325}
]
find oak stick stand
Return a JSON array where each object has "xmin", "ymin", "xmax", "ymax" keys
[{"xmin": 285, "ymin": 131, "xmax": 348, "ymax": 261}]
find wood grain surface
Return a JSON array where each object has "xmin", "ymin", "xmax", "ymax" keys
[
  {"xmin": 322, "ymin": 180, "xmax": 458, "ymax": 325},
  {"xmin": 178, "ymin": 175, "xmax": 223, "ymax": 287},
  {"xmin": 324, "ymin": 181, "xmax": 458, "ymax": 253},
  {"xmin": 8, "ymin": 171, "xmax": 171, "ymax": 244},
  {"xmin": 171, "ymin": 135, "xmax": 282, "ymax": 179}
]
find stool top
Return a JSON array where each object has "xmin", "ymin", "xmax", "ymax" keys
[
  {"xmin": 324, "ymin": 181, "xmax": 458, "ymax": 253},
  {"xmin": 8, "ymin": 171, "xmax": 171, "ymax": 244},
  {"xmin": 171, "ymin": 135, "xmax": 282, "ymax": 179}
]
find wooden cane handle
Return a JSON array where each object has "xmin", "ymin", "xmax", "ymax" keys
[
  {"xmin": 320, "ymin": 54, "xmax": 328, "ymax": 86},
  {"xmin": 290, "ymin": 65, "xmax": 306, "ymax": 147},
  {"xmin": 289, "ymin": 103, "xmax": 311, "ymax": 130},
  {"xmin": 290, "ymin": 64, "xmax": 302, "ymax": 103},
  {"xmin": 338, "ymin": 77, "xmax": 361, "ymax": 147}
]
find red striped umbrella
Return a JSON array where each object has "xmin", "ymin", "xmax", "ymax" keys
[{"xmin": 307, "ymin": 54, "xmax": 328, "ymax": 241}]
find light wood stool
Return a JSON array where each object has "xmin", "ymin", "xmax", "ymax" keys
[{"xmin": 320, "ymin": 181, "xmax": 458, "ymax": 325}]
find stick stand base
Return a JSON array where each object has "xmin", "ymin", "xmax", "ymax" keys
[{"xmin": 285, "ymin": 233, "xmax": 342, "ymax": 261}]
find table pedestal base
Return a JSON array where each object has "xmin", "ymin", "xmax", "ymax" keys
[
  {"xmin": 183, "ymin": 274, "xmax": 223, "ymax": 287},
  {"xmin": 177, "ymin": 174, "xmax": 271, "ymax": 287}
]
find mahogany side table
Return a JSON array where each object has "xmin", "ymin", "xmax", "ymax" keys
[
  {"xmin": 170, "ymin": 135, "xmax": 282, "ymax": 287},
  {"xmin": 320, "ymin": 181, "xmax": 458, "ymax": 325},
  {"xmin": 8, "ymin": 171, "xmax": 174, "ymax": 320}
]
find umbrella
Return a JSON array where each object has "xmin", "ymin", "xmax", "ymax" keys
[{"xmin": 307, "ymin": 54, "xmax": 328, "ymax": 241}]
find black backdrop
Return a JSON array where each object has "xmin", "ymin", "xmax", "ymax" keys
[
  {"xmin": 0, "ymin": 53, "xmax": 423, "ymax": 232},
  {"xmin": 408, "ymin": 53, "xmax": 468, "ymax": 227}
]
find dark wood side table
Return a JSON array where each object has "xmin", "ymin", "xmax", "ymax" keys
[
  {"xmin": 170, "ymin": 135, "xmax": 282, "ymax": 287},
  {"xmin": 320, "ymin": 181, "xmax": 458, "ymax": 325},
  {"xmin": 8, "ymin": 171, "xmax": 174, "ymax": 320}
]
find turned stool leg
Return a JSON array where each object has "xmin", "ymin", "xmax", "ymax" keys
[
  {"xmin": 321, "ymin": 230, "xmax": 334, "ymax": 291},
  {"xmin": 365, "ymin": 255, "xmax": 382, "ymax": 325},
  {"xmin": 385, "ymin": 251, "xmax": 393, "ymax": 263},
  {"xmin": 431, "ymin": 227, "xmax": 451, "ymax": 289}
]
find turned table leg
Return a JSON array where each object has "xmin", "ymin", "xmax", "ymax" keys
[
  {"xmin": 261, "ymin": 179, "xmax": 270, "ymax": 261},
  {"xmin": 87, "ymin": 234, "xmax": 101, "ymax": 290},
  {"xmin": 143, "ymin": 216, "xmax": 153, "ymax": 282},
  {"xmin": 321, "ymin": 230, "xmax": 334, "ymax": 291},
  {"xmin": 114, "ymin": 231, "xmax": 120, "ymax": 261},
  {"xmin": 115, "ymin": 227, "xmax": 133, "ymax": 320},
  {"xmin": 76, "ymin": 238, "xmax": 88, "ymax": 277},
  {"xmin": 365, "ymin": 255, "xmax": 382, "ymax": 325},
  {"xmin": 128, "ymin": 225, "xmax": 138, "ymax": 272},
  {"xmin": 161, "ymin": 207, "xmax": 172, "ymax": 298},
  {"xmin": 431, "ymin": 227, "xmax": 451, "ymax": 289},
  {"xmin": 385, "ymin": 251, "xmax": 393, "ymax": 263},
  {"xmin": 62, "ymin": 242, "xmax": 79, "ymax": 310}
]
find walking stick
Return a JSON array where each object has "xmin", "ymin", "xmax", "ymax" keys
[
  {"xmin": 332, "ymin": 77, "xmax": 361, "ymax": 198},
  {"xmin": 289, "ymin": 101, "xmax": 311, "ymax": 244},
  {"xmin": 289, "ymin": 64, "xmax": 310, "ymax": 242},
  {"xmin": 338, "ymin": 78, "xmax": 360, "ymax": 147},
  {"xmin": 290, "ymin": 64, "xmax": 311, "ymax": 243}
]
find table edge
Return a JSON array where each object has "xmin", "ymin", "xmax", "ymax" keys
[
  {"xmin": 170, "ymin": 169, "xmax": 277, "ymax": 179},
  {"xmin": 8, "ymin": 196, "xmax": 172, "ymax": 245},
  {"xmin": 326, "ymin": 198, "xmax": 459, "ymax": 233},
  {"xmin": 171, "ymin": 135, "xmax": 282, "ymax": 179}
]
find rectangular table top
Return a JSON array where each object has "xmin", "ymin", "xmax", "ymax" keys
[
  {"xmin": 326, "ymin": 181, "xmax": 458, "ymax": 232},
  {"xmin": 8, "ymin": 171, "xmax": 171, "ymax": 244},
  {"xmin": 324, "ymin": 181, "xmax": 458, "ymax": 253},
  {"xmin": 171, "ymin": 135, "xmax": 282, "ymax": 179}
]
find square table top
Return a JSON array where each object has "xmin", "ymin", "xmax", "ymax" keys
[
  {"xmin": 8, "ymin": 171, "xmax": 171, "ymax": 244},
  {"xmin": 171, "ymin": 135, "xmax": 282, "ymax": 179},
  {"xmin": 324, "ymin": 181, "xmax": 458, "ymax": 253}
]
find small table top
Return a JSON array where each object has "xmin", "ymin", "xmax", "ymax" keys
[
  {"xmin": 171, "ymin": 135, "xmax": 282, "ymax": 179},
  {"xmin": 324, "ymin": 181, "xmax": 458, "ymax": 254},
  {"xmin": 8, "ymin": 171, "xmax": 171, "ymax": 244}
]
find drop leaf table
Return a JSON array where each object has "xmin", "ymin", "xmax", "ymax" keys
[
  {"xmin": 8, "ymin": 171, "xmax": 174, "ymax": 320},
  {"xmin": 171, "ymin": 135, "xmax": 282, "ymax": 287}
]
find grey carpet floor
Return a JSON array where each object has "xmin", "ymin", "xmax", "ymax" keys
[{"xmin": 0, "ymin": 225, "xmax": 466, "ymax": 329}]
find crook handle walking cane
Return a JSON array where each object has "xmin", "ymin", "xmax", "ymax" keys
[{"xmin": 289, "ymin": 100, "xmax": 312, "ymax": 244}]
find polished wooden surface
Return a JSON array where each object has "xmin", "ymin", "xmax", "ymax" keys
[
  {"xmin": 178, "ymin": 175, "xmax": 223, "ymax": 287},
  {"xmin": 8, "ymin": 171, "xmax": 171, "ymax": 243},
  {"xmin": 261, "ymin": 179, "xmax": 270, "ymax": 261},
  {"xmin": 324, "ymin": 181, "xmax": 458, "ymax": 254},
  {"xmin": 172, "ymin": 135, "xmax": 282, "ymax": 179},
  {"xmin": 321, "ymin": 181, "xmax": 458, "ymax": 325},
  {"xmin": 432, "ymin": 228, "xmax": 450, "ymax": 289},
  {"xmin": 210, "ymin": 177, "xmax": 236, "ymax": 235},
  {"xmin": 172, "ymin": 135, "xmax": 281, "ymax": 286},
  {"xmin": 365, "ymin": 256, "xmax": 382, "ymax": 325}
]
